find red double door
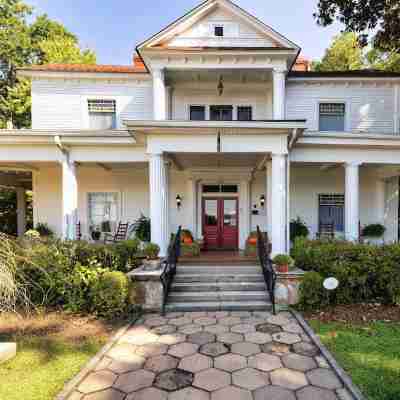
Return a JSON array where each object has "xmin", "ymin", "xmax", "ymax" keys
[{"xmin": 203, "ymin": 198, "xmax": 239, "ymax": 250}]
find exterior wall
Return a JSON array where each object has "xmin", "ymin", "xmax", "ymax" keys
[
  {"xmin": 172, "ymin": 83, "xmax": 273, "ymax": 120},
  {"xmin": 286, "ymin": 81, "xmax": 398, "ymax": 135},
  {"xmin": 168, "ymin": 7, "xmax": 277, "ymax": 48},
  {"xmin": 250, "ymin": 170, "xmax": 267, "ymax": 232},
  {"xmin": 31, "ymin": 78, "xmax": 153, "ymax": 129}
]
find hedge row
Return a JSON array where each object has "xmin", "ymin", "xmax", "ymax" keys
[{"xmin": 292, "ymin": 238, "xmax": 400, "ymax": 310}]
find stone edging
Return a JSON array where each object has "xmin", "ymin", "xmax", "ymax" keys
[
  {"xmin": 56, "ymin": 314, "xmax": 142, "ymax": 400},
  {"xmin": 292, "ymin": 310, "xmax": 366, "ymax": 400}
]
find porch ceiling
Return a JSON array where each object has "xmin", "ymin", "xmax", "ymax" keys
[
  {"xmin": 169, "ymin": 152, "xmax": 266, "ymax": 169},
  {"xmin": 0, "ymin": 170, "xmax": 32, "ymax": 190}
]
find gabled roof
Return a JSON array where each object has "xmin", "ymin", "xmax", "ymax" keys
[{"xmin": 137, "ymin": 0, "xmax": 300, "ymax": 51}]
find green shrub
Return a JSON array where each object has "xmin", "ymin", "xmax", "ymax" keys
[
  {"xmin": 35, "ymin": 222, "xmax": 54, "ymax": 237},
  {"xmin": 362, "ymin": 224, "xmax": 386, "ymax": 237},
  {"xmin": 290, "ymin": 217, "xmax": 309, "ymax": 242},
  {"xmin": 90, "ymin": 271, "xmax": 129, "ymax": 318},
  {"xmin": 143, "ymin": 243, "xmax": 160, "ymax": 259},
  {"xmin": 272, "ymin": 254, "xmax": 294, "ymax": 266},
  {"xmin": 298, "ymin": 271, "xmax": 328, "ymax": 311}
]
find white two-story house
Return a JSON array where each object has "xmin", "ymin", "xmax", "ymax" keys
[{"xmin": 3, "ymin": 0, "xmax": 400, "ymax": 257}]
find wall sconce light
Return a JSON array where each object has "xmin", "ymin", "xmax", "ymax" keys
[
  {"xmin": 176, "ymin": 194, "xmax": 182, "ymax": 209},
  {"xmin": 260, "ymin": 195, "xmax": 265, "ymax": 208}
]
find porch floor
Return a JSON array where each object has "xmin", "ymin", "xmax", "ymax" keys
[{"xmin": 180, "ymin": 250, "xmax": 258, "ymax": 266}]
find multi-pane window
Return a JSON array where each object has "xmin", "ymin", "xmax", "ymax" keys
[
  {"xmin": 88, "ymin": 192, "xmax": 118, "ymax": 233},
  {"xmin": 190, "ymin": 105, "xmax": 206, "ymax": 121},
  {"xmin": 214, "ymin": 26, "xmax": 224, "ymax": 37},
  {"xmin": 210, "ymin": 105, "xmax": 233, "ymax": 121},
  {"xmin": 88, "ymin": 99, "xmax": 117, "ymax": 129},
  {"xmin": 319, "ymin": 103, "xmax": 345, "ymax": 131},
  {"xmin": 203, "ymin": 185, "xmax": 238, "ymax": 193},
  {"xmin": 237, "ymin": 106, "xmax": 252, "ymax": 121},
  {"xmin": 319, "ymin": 194, "xmax": 344, "ymax": 232}
]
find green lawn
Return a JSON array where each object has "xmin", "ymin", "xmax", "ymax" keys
[
  {"xmin": 0, "ymin": 312, "xmax": 110, "ymax": 400},
  {"xmin": 309, "ymin": 320, "xmax": 400, "ymax": 400}
]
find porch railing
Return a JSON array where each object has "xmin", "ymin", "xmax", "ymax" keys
[
  {"xmin": 256, "ymin": 226, "xmax": 277, "ymax": 315},
  {"xmin": 160, "ymin": 226, "xmax": 182, "ymax": 315}
]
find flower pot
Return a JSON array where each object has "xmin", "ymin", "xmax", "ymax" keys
[
  {"xmin": 142, "ymin": 258, "xmax": 162, "ymax": 271},
  {"xmin": 276, "ymin": 264, "xmax": 289, "ymax": 273},
  {"xmin": 91, "ymin": 231, "xmax": 101, "ymax": 241}
]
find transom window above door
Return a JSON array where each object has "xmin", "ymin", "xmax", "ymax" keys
[{"xmin": 203, "ymin": 184, "xmax": 238, "ymax": 193}]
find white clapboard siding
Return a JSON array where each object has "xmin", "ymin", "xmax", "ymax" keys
[
  {"xmin": 286, "ymin": 82, "xmax": 396, "ymax": 134},
  {"xmin": 31, "ymin": 79, "xmax": 153, "ymax": 130}
]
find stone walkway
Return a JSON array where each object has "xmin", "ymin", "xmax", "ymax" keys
[{"xmin": 67, "ymin": 311, "xmax": 353, "ymax": 400}]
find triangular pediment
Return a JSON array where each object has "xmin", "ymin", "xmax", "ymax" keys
[{"xmin": 138, "ymin": 0, "xmax": 299, "ymax": 51}]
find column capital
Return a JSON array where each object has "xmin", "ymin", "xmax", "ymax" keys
[
  {"xmin": 344, "ymin": 161, "xmax": 362, "ymax": 168},
  {"xmin": 273, "ymin": 67, "xmax": 287, "ymax": 75}
]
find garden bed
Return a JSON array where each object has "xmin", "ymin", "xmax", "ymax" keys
[{"xmin": 0, "ymin": 310, "xmax": 121, "ymax": 400}]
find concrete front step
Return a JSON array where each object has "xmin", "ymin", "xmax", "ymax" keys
[
  {"xmin": 177, "ymin": 265, "xmax": 261, "ymax": 274},
  {"xmin": 172, "ymin": 281, "xmax": 266, "ymax": 292},
  {"xmin": 174, "ymin": 273, "xmax": 264, "ymax": 283},
  {"xmin": 169, "ymin": 290, "xmax": 269, "ymax": 303},
  {"xmin": 165, "ymin": 300, "xmax": 272, "ymax": 312}
]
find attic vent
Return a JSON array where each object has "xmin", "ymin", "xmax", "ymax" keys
[
  {"xmin": 214, "ymin": 26, "xmax": 224, "ymax": 37},
  {"xmin": 88, "ymin": 99, "xmax": 116, "ymax": 113}
]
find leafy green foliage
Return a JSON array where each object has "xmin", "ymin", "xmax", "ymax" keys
[
  {"xmin": 143, "ymin": 242, "xmax": 160, "ymax": 259},
  {"xmin": 272, "ymin": 254, "xmax": 294, "ymax": 267},
  {"xmin": 34, "ymin": 222, "xmax": 54, "ymax": 237},
  {"xmin": 293, "ymin": 238, "xmax": 400, "ymax": 309},
  {"xmin": 132, "ymin": 214, "xmax": 151, "ymax": 242},
  {"xmin": 298, "ymin": 271, "xmax": 328, "ymax": 311},
  {"xmin": 362, "ymin": 224, "xmax": 386, "ymax": 238},
  {"xmin": 289, "ymin": 217, "xmax": 309, "ymax": 242}
]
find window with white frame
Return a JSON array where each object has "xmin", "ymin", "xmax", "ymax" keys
[
  {"xmin": 319, "ymin": 102, "xmax": 346, "ymax": 131},
  {"xmin": 237, "ymin": 106, "xmax": 252, "ymax": 121},
  {"xmin": 190, "ymin": 105, "xmax": 206, "ymax": 121},
  {"xmin": 88, "ymin": 192, "xmax": 119, "ymax": 233},
  {"xmin": 88, "ymin": 99, "xmax": 117, "ymax": 129}
]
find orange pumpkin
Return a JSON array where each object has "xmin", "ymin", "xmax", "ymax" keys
[
  {"xmin": 183, "ymin": 237, "xmax": 193, "ymax": 244},
  {"xmin": 248, "ymin": 237, "xmax": 257, "ymax": 245}
]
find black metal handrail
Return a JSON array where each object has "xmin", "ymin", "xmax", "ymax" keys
[
  {"xmin": 160, "ymin": 226, "xmax": 182, "ymax": 315},
  {"xmin": 256, "ymin": 226, "xmax": 277, "ymax": 315}
]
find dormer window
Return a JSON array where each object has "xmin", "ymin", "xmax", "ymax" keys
[{"xmin": 214, "ymin": 26, "xmax": 224, "ymax": 37}]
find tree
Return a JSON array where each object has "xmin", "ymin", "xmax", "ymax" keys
[
  {"xmin": 314, "ymin": 0, "xmax": 400, "ymax": 52},
  {"xmin": 313, "ymin": 32, "xmax": 365, "ymax": 71},
  {"xmin": 0, "ymin": 1, "xmax": 96, "ymax": 128}
]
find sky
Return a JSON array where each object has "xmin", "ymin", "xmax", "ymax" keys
[{"xmin": 25, "ymin": 0, "xmax": 342, "ymax": 65}]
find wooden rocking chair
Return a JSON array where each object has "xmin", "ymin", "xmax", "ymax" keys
[
  {"xmin": 104, "ymin": 222, "xmax": 129, "ymax": 244},
  {"xmin": 76, "ymin": 222, "xmax": 82, "ymax": 241},
  {"xmin": 317, "ymin": 221, "xmax": 335, "ymax": 240}
]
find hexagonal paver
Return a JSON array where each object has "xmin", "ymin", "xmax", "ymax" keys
[
  {"xmin": 158, "ymin": 333, "xmax": 186, "ymax": 345},
  {"xmin": 178, "ymin": 353, "xmax": 213, "ymax": 373},
  {"xmin": 127, "ymin": 387, "xmax": 167, "ymax": 400},
  {"xmin": 134, "ymin": 343, "xmax": 168, "ymax": 358},
  {"xmin": 307, "ymin": 368, "xmax": 343, "ymax": 390},
  {"xmin": 209, "ymin": 311, "xmax": 229, "ymax": 318},
  {"xmin": 199, "ymin": 342, "xmax": 229, "ymax": 357},
  {"xmin": 219, "ymin": 317, "xmax": 241, "ymax": 326},
  {"xmin": 187, "ymin": 331, "xmax": 216, "ymax": 345},
  {"xmin": 78, "ymin": 371, "xmax": 117, "ymax": 393},
  {"xmin": 232, "ymin": 367, "xmax": 270, "ymax": 390},
  {"xmin": 153, "ymin": 369, "xmax": 194, "ymax": 392},
  {"xmin": 152, "ymin": 325, "xmax": 177, "ymax": 335},
  {"xmin": 272, "ymin": 332, "xmax": 301, "ymax": 345},
  {"xmin": 165, "ymin": 312, "xmax": 184, "ymax": 319},
  {"xmin": 261, "ymin": 342, "xmax": 291, "ymax": 355},
  {"xmin": 194, "ymin": 317, "xmax": 217, "ymax": 326},
  {"xmin": 94, "ymin": 356, "xmax": 112, "ymax": 371},
  {"xmin": 193, "ymin": 368, "xmax": 230, "ymax": 391},
  {"xmin": 108, "ymin": 344, "xmax": 137, "ymax": 362},
  {"xmin": 315, "ymin": 355, "xmax": 330, "ymax": 369},
  {"xmin": 248, "ymin": 353, "xmax": 282, "ymax": 372},
  {"xmin": 231, "ymin": 311, "xmax": 252, "ymax": 317},
  {"xmin": 168, "ymin": 343, "xmax": 199, "ymax": 358},
  {"xmin": 187, "ymin": 311, "xmax": 207, "ymax": 318},
  {"xmin": 217, "ymin": 332, "xmax": 244, "ymax": 344},
  {"xmin": 282, "ymin": 322, "xmax": 304, "ymax": 334},
  {"xmin": 297, "ymin": 386, "xmax": 337, "ymax": 400},
  {"xmin": 214, "ymin": 353, "xmax": 247, "ymax": 372},
  {"xmin": 211, "ymin": 385, "xmax": 252, "ymax": 400},
  {"xmin": 270, "ymin": 368, "xmax": 307, "ymax": 390},
  {"xmin": 170, "ymin": 317, "xmax": 193, "ymax": 326},
  {"xmin": 256, "ymin": 323, "xmax": 282, "ymax": 335},
  {"xmin": 84, "ymin": 388, "xmax": 125, "ymax": 400},
  {"xmin": 282, "ymin": 353, "xmax": 317, "ymax": 372},
  {"xmin": 144, "ymin": 316, "xmax": 168, "ymax": 328},
  {"xmin": 169, "ymin": 387, "xmax": 209, "ymax": 400},
  {"xmin": 231, "ymin": 341, "xmax": 260, "ymax": 357},
  {"xmin": 245, "ymin": 331, "xmax": 272, "ymax": 344},
  {"xmin": 108, "ymin": 356, "xmax": 145, "ymax": 374},
  {"xmin": 123, "ymin": 326, "xmax": 159, "ymax": 345},
  {"xmin": 204, "ymin": 324, "xmax": 229, "ymax": 335},
  {"xmin": 230, "ymin": 324, "xmax": 255, "ymax": 334},
  {"xmin": 292, "ymin": 341, "xmax": 320, "ymax": 357},
  {"xmin": 253, "ymin": 385, "xmax": 296, "ymax": 400},
  {"xmin": 144, "ymin": 354, "xmax": 179, "ymax": 373},
  {"xmin": 113, "ymin": 369, "xmax": 155, "ymax": 393},
  {"xmin": 179, "ymin": 324, "xmax": 203, "ymax": 335},
  {"xmin": 267, "ymin": 315, "xmax": 290, "ymax": 326},
  {"xmin": 253, "ymin": 311, "xmax": 272, "ymax": 318}
]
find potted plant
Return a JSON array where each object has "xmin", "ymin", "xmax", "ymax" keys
[
  {"xmin": 362, "ymin": 224, "xmax": 386, "ymax": 245},
  {"xmin": 132, "ymin": 214, "xmax": 151, "ymax": 242},
  {"xmin": 272, "ymin": 254, "xmax": 294, "ymax": 273},
  {"xmin": 290, "ymin": 217, "xmax": 309, "ymax": 242},
  {"xmin": 142, "ymin": 242, "xmax": 161, "ymax": 271}
]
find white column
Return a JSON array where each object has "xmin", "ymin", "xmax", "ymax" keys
[
  {"xmin": 273, "ymin": 68, "xmax": 286, "ymax": 120},
  {"xmin": 153, "ymin": 68, "xmax": 167, "ymax": 120},
  {"xmin": 149, "ymin": 153, "xmax": 169, "ymax": 256},
  {"xmin": 16, "ymin": 187, "xmax": 26, "ymax": 237},
  {"xmin": 266, "ymin": 160, "xmax": 273, "ymax": 234},
  {"xmin": 186, "ymin": 178, "xmax": 197, "ymax": 236},
  {"xmin": 345, "ymin": 162, "xmax": 360, "ymax": 241},
  {"xmin": 239, "ymin": 180, "xmax": 251, "ymax": 249},
  {"xmin": 61, "ymin": 156, "xmax": 78, "ymax": 240},
  {"xmin": 271, "ymin": 153, "xmax": 287, "ymax": 256},
  {"xmin": 375, "ymin": 179, "xmax": 386, "ymax": 226}
]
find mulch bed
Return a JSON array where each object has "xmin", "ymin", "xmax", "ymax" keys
[{"xmin": 304, "ymin": 304, "xmax": 400, "ymax": 325}]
